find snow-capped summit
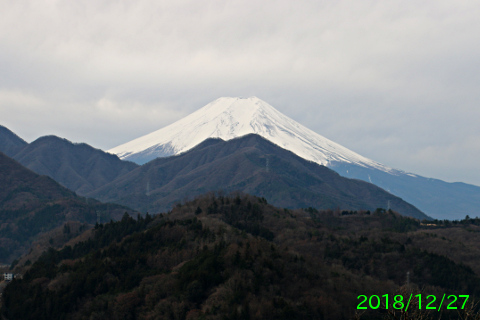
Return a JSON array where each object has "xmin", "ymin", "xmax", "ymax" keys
[
  {"xmin": 108, "ymin": 96, "xmax": 480, "ymax": 220},
  {"xmin": 109, "ymin": 96, "xmax": 392, "ymax": 172}
]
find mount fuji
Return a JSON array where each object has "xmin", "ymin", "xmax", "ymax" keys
[
  {"xmin": 109, "ymin": 97, "xmax": 390, "ymax": 170},
  {"xmin": 109, "ymin": 97, "xmax": 480, "ymax": 220}
]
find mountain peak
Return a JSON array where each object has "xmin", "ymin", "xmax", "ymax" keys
[
  {"xmin": 199, "ymin": 96, "xmax": 277, "ymax": 118},
  {"xmin": 108, "ymin": 97, "xmax": 392, "ymax": 172},
  {"xmin": 0, "ymin": 124, "xmax": 28, "ymax": 157}
]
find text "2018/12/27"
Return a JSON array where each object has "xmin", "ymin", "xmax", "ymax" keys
[{"xmin": 357, "ymin": 294, "xmax": 469, "ymax": 311}]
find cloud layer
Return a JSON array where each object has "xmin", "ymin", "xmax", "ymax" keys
[{"xmin": 1, "ymin": 0, "xmax": 480, "ymax": 185}]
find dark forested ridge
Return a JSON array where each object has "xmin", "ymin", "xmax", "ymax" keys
[
  {"xmin": 2, "ymin": 125, "xmax": 478, "ymax": 319},
  {"xmin": 89, "ymin": 134, "xmax": 428, "ymax": 219},
  {"xmin": 3, "ymin": 193, "xmax": 480, "ymax": 319},
  {"xmin": 0, "ymin": 126, "xmax": 427, "ymax": 219},
  {"xmin": 12, "ymin": 135, "xmax": 139, "ymax": 195},
  {"xmin": 0, "ymin": 152, "xmax": 136, "ymax": 263},
  {"xmin": 0, "ymin": 125, "xmax": 139, "ymax": 195}
]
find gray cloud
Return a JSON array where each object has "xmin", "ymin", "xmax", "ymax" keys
[{"xmin": 1, "ymin": 0, "xmax": 480, "ymax": 185}]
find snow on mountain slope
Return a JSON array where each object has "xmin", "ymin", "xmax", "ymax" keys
[
  {"xmin": 106, "ymin": 96, "xmax": 480, "ymax": 220},
  {"xmin": 109, "ymin": 97, "xmax": 395, "ymax": 172}
]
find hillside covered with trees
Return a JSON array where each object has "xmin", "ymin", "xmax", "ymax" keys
[
  {"xmin": 0, "ymin": 152, "xmax": 136, "ymax": 263},
  {"xmin": 3, "ymin": 192, "xmax": 480, "ymax": 319}
]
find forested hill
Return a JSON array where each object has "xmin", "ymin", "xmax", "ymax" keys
[
  {"xmin": 4, "ymin": 192, "xmax": 480, "ymax": 319},
  {"xmin": 0, "ymin": 152, "xmax": 135, "ymax": 263},
  {"xmin": 12, "ymin": 135, "xmax": 139, "ymax": 195},
  {"xmin": 90, "ymin": 134, "xmax": 428, "ymax": 220}
]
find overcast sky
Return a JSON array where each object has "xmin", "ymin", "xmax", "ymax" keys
[{"xmin": 1, "ymin": 0, "xmax": 480, "ymax": 186}]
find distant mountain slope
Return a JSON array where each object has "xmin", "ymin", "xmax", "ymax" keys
[
  {"xmin": 0, "ymin": 124, "xmax": 28, "ymax": 157},
  {"xmin": 0, "ymin": 152, "xmax": 135, "ymax": 263},
  {"xmin": 91, "ymin": 134, "xmax": 427, "ymax": 219},
  {"xmin": 331, "ymin": 162, "xmax": 480, "ymax": 221},
  {"xmin": 13, "ymin": 136, "xmax": 139, "ymax": 195},
  {"xmin": 108, "ymin": 97, "xmax": 480, "ymax": 220}
]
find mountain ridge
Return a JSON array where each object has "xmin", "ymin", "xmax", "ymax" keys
[
  {"xmin": 107, "ymin": 97, "xmax": 480, "ymax": 219},
  {"xmin": 12, "ymin": 135, "xmax": 139, "ymax": 195},
  {"xmin": 93, "ymin": 134, "xmax": 428, "ymax": 219},
  {"xmin": 0, "ymin": 124, "xmax": 28, "ymax": 157}
]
